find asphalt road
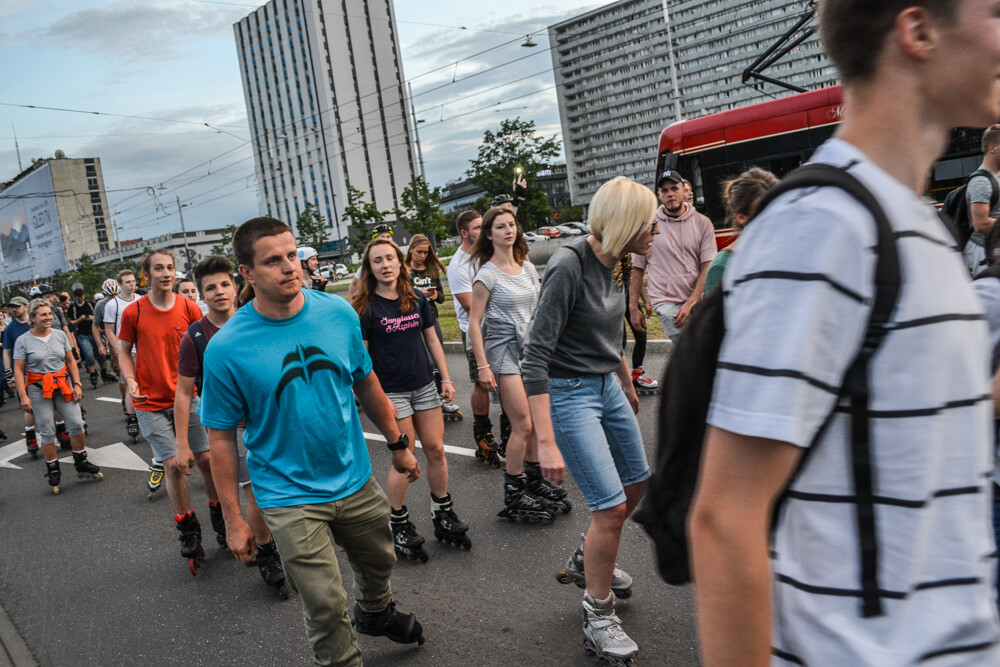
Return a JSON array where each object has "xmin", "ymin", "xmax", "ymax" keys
[{"xmin": 0, "ymin": 347, "xmax": 699, "ymax": 666}]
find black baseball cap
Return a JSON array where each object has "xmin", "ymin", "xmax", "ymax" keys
[{"xmin": 656, "ymin": 170, "xmax": 685, "ymax": 189}]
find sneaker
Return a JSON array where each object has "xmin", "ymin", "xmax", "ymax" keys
[
  {"xmin": 352, "ymin": 600, "xmax": 424, "ymax": 645},
  {"xmin": 582, "ymin": 594, "xmax": 638, "ymax": 662}
]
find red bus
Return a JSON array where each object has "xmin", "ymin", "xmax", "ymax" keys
[{"xmin": 656, "ymin": 86, "xmax": 985, "ymax": 235}]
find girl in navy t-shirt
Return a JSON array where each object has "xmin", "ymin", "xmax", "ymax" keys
[{"xmin": 352, "ymin": 238, "xmax": 470, "ymax": 559}]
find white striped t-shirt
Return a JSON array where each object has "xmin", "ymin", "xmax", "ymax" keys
[
  {"xmin": 708, "ymin": 139, "xmax": 1000, "ymax": 665},
  {"xmin": 473, "ymin": 260, "xmax": 540, "ymax": 342}
]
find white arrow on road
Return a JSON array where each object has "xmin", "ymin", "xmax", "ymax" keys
[
  {"xmin": 0, "ymin": 439, "xmax": 29, "ymax": 469},
  {"xmin": 59, "ymin": 442, "xmax": 150, "ymax": 471}
]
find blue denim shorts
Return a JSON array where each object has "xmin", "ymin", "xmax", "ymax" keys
[{"xmin": 548, "ymin": 373, "xmax": 650, "ymax": 511}]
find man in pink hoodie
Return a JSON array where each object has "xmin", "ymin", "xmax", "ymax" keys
[{"xmin": 629, "ymin": 170, "xmax": 716, "ymax": 342}]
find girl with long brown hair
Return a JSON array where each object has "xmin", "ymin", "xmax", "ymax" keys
[{"xmin": 352, "ymin": 238, "xmax": 471, "ymax": 560}]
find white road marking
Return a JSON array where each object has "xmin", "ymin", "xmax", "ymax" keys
[
  {"xmin": 0, "ymin": 439, "xmax": 28, "ymax": 469},
  {"xmin": 59, "ymin": 442, "xmax": 149, "ymax": 471},
  {"xmin": 363, "ymin": 432, "xmax": 475, "ymax": 458},
  {"xmin": 95, "ymin": 397, "xmax": 122, "ymax": 404}
]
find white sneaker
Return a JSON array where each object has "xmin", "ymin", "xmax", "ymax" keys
[{"xmin": 582, "ymin": 594, "xmax": 638, "ymax": 662}]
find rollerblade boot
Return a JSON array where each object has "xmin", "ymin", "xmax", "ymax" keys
[
  {"xmin": 431, "ymin": 494, "xmax": 471, "ymax": 550},
  {"xmin": 442, "ymin": 401, "xmax": 463, "ymax": 422},
  {"xmin": 26, "ymin": 429, "xmax": 39, "ymax": 459},
  {"xmin": 524, "ymin": 461, "xmax": 572, "ymax": 514},
  {"xmin": 247, "ymin": 539, "xmax": 289, "ymax": 599},
  {"xmin": 208, "ymin": 501, "xmax": 227, "ymax": 549},
  {"xmin": 497, "ymin": 474, "xmax": 556, "ymax": 523},
  {"xmin": 126, "ymin": 414, "xmax": 140, "ymax": 444},
  {"xmin": 582, "ymin": 593, "xmax": 638, "ymax": 666},
  {"xmin": 72, "ymin": 450, "xmax": 104, "ymax": 483},
  {"xmin": 101, "ymin": 369, "xmax": 117, "ymax": 384},
  {"xmin": 147, "ymin": 460, "xmax": 164, "ymax": 500},
  {"xmin": 175, "ymin": 510, "xmax": 205, "ymax": 575},
  {"xmin": 557, "ymin": 534, "xmax": 633, "ymax": 599},
  {"xmin": 89, "ymin": 371, "xmax": 99, "ymax": 389},
  {"xmin": 44, "ymin": 460, "xmax": 61, "ymax": 494},
  {"xmin": 631, "ymin": 367, "xmax": 659, "ymax": 395},
  {"xmin": 498, "ymin": 411, "xmax": 512, "ymax": 459},
  {"xmin": 55, "ymin": 422, "xmax": 71, "ymax": 450},
  {"xmin": 352, "ymin": 600, "xmax": 424, "ymax": 646},
  {"xmin": 391, "ymin": 507, "xmax": 428, "ymax": 563},
  {"xmin": 473, "ymin": 417, "xmax": 501, "ymax": 468}
]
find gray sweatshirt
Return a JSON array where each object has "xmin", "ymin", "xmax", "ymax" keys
[{"xmin": 522, "ymin": 237, "xmax": 625, "ymax": 396}]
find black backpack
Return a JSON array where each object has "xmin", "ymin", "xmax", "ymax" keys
[
  {"xmin": 941, "ymin": 168, "xmax": 999, "ymax": 248},
  {"xmin": 187, "ymin": 320, "xmax": 209, "ymax": 393},
  {"xmin": 632, "ymin": 163, "xmax": 901, "ymax": 619}
]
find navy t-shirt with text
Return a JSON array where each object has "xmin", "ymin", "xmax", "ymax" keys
[{"xmin": 360, "ymin": 292, "xmax": 434, "ymax": 393}]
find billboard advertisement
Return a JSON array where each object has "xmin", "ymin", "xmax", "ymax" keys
[{"xmin": 0, "ymin": 164, "xmax": 68, "ymax": 283}]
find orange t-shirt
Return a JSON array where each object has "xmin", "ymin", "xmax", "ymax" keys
[{"xmin": 118, "ymin": 294, "xmax": 202, "ymax": 411}]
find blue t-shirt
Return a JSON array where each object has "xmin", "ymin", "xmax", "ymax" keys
[
  {"xmin": 359, "ymin": 292, "xmax": 434, "ymax": 393},
  {"xmin": 2, "ymin": 320, "xmax": 30, "ymax": 351},
  {"xmin": 198, "ymin": 290, "xmax": 374, "ymax": 509}
]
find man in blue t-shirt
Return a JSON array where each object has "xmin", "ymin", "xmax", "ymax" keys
[{"xmin": 199, "ymin": 217, "xmax": 424, "ymax": 665}]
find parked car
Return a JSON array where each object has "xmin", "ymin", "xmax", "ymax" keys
[
  {"xmin": 563, "ymin": 221, "xmax": 590, "ymax": 234},
  {"xmin": 536, "ymin": 226, "xmax": 563, "ymax": 238},
  {"xmin": 523, "ymin": 231, "xmax": 548, "ymax": 243},
  {"xmin": 555, "ymin": 224, "xmax": 584, "ymax": 236},
  {"xmin": 319, "ymin": 263, "xmax": 350, "ymax": 280}
]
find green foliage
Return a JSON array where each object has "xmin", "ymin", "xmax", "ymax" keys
[
  {"xmin": 556, "ymin": 205, "xmax": 585, "ymax": 223},
  {"xmin": 396, "ymin": 176, "xmax": 446, "ymax": 245},
  {"xmin": 210, "ymin": 224, "xmax": 238, "ymax": 263},
  {"xmin": 466, "ymin": 117, "xmax": 561, "ymax": 230},
  {"xmin": 342, "ymin": 186, "xmax": 395, "ymax": 259},
  {"xmin": 45, "ymin": 254, "xmax": 140, "ymax": 298},
  {"xmin": 295, "ymin": 203, "xmax": 332, "ymax": 254}
]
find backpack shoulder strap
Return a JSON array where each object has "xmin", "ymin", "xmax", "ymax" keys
[
  {"xmin": 755, "ymin": 163, "xmax": 900, "ymax": 619},
  {"xmin": 187, "ymin": 320, "xmax": 207, "ymax": 392}
]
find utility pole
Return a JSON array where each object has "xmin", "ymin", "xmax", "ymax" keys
[
  {"xmin": 661, "ymin": 0, "xmax": 683, "ymax": 122},
  {"xmin": 407, "ymin": 81, "xmax": 426, "ymax": 181},
  {"xmin": 12, "ymin": 123, "xmax": 22, "ymax": 172},
  {"xmin": 173, "ymin": 180, "xmax": 193, "ymax": 273},
  {"xmin": 110, "ymin": 207, "xmax": 125, "ymax": 262}
]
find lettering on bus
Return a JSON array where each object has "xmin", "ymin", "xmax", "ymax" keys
[{"xmin": 826, "ymin": 105, "xmax": 846, "ymax": 121}]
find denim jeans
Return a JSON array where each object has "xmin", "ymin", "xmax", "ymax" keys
[
  {"xmin": 76, "ymin": 333, "xmax": 104, "ymax": 368},
  {"xmin": 548, "ymin": 373, "xmax": 650, "ymax": 511}
]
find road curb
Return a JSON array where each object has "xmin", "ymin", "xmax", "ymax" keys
[
  {"xmin": 0, "ymin": 601, "xmax": 36, "ymax": 667},
  {"xmin": 441, "ymin": 340, "xmax": 674, "ymax": 353}
]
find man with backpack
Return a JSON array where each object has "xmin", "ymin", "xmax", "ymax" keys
[
  {"xmin": 962, "ymin": 125, "xmax": 1000, "ymax": 275},
  {"xmin": 685, "ymin": 1, "xmax": 1000, "ymax": 665}
]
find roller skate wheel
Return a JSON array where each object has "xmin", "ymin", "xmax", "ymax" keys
[
  {"xmin": 148, "ymin": 490, "xmax": 157, "ymax": 501},
  {"xmin": 613, "ymin": 587, "xmax": 633, "ymax": 600},
  {"xmin": 188, "ymin": 558, "xmax": 199, "ymax": 576},
  {"xmin": 52, "ymin": 486, "xmax": 60, "ymax": 495},
  {"xmin": 461, "ymin": 535, "xmax": 472, "ymax": 550},
  {"xmin": 556, "ymin": 571, "xmax": 573, "ymax": 585},
  {"xmin": 277, "ymin": 584, "xmax": 289, "ymax": 600}
]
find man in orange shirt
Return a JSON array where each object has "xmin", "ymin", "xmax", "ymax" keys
[{"xmin": 118, "ymin": 249, "xmax": 219, "ymax": 572}]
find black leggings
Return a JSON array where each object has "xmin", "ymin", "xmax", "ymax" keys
[{"xmin": 623, "ymin": 289, "xmax": 647, "ymax": 369}]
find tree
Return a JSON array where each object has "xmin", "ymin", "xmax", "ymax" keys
[
  {"xmin": 341, "ymin": 186, "xmax": 395, "ymax": 260},
  {"xmin": 210, "ymin": 224, "xmax": 238, "ymax": 263},
  {"xmin": 295, "ymin": 203, "xmax": 333, "ymax": 257},
  {"xmin": 467, "ymin": 118, "xmax": 561, "ymax": 230},
  {"xmin": 396, "ymin": 176, "xmax": 446, "ymax": 245}
]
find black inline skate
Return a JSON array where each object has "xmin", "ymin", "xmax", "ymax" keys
[
  {"xmin": 556, "ymin": 533, "xmax": 633, "ymax": 599},
  {"xmin": 431, "ymin": 494, "xmax": 471, "ymax": 550},
  {"xmin": 175, "ymin": 510, "xmax": 205, "ymax": 576},
  {"xmin": 208, "ymin": 501, "xmax": 227, "ymax": 549},
  {"xmin": 498, "ymin": 412, "xmax": 512, "ymax": 459},
  {"xmin": 44, "ymin": 460, "xmax": 61, "ymax": 495},
  {"xmin": 89, "ymin": 371, "xmax": 99, "ymax": 389},
  {"xmin": 246, "ymin": 539, "xmax": 289, "ymax": 600},
  {"xmin": 26, "ymin": 429, "xmax": 39, "ymax": 459},
  {"xmin": 390, "ymin": 507, "xmax": 428, "ymax": 563},
  {"xmin": 524, "ymin": 461, "xmax": 572, "ymax": 514},
  {"xmin": 101, "ymin": 369, "xmax": 117, "ymax": 384},
  {"xmin": 55, "ymin": 422, "xmax": 71, "ymax": 450},
  {"xmin": 72, "ymin": 450, "xmax": 104, "ymax": 484},
  {"xmin": 147, "ymin": 460, "xmax": 164, "ymax": 500},
  {"xmin": 126, "ymin": 414, "xmax": 140, "ymax": 444},
  {"xmin": 497, "ymin": 474, "xmax": 557, "ymax": 523},
  {"xmin": 473, "ymin": 418, "xmax": 502, "ymax": 468},
  {"xmin": 352, "ymin": 600, "xmax": 424, "ymax": 646}
]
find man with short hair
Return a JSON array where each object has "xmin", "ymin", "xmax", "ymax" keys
[
  {"xmin": 200, "ymin": 217, "xmax": 424, "ymax": 664},
  {"xmin": 67, "ymin": 288, "xmax": 103, "ymax": 387},
  {"xmin": 689, "ymin": 1, "xmax": 1000, "ymax": 664},
  {"xmin": 3, "ymin": 297, "xmax": 33, "ymax": 452},
  {"xmin": 91, "ymin": 282, "xmax": 118, "ymax": 385},
  {"xmin": 965, "ymin": 124, "xmax": 1000, "ymax": 275},
  {"xmin": 117, "ymin": 250, "xmax": 216, "ymax": 567},
  {"xmin": 629, "ymin": 170, "xmax": 716, "ymax": 343},
  {"xmin": 104, "ymin": 269, "xmax": 140, "ymax": 436}
]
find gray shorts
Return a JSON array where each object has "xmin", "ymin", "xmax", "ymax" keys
[
  {"xmin": 386, "ymin": 381, "xmax": 441, "ymax": 420},
  {"xmin": 654, "ymin": 303, "xmax": 685, "ymax": 343},
  {"xmin": 136, "ymin": 395, "xmax": 210, "ymax": 464},
  {"xmin": 27, "ymin": 384, "xmax": 86, "ymax": 444}
]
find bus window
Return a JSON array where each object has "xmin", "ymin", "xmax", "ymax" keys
[{"xmin": 690, "ymin": 157, "xmax": 704, "ymax": 208}]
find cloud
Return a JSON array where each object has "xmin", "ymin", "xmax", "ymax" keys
[{"xmin": 33, "ymin": 1, "xmax": 242, "ymax": 61}]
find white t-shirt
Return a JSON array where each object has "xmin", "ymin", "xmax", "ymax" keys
[
  {"xmin": 446, "ymin": 247, "xmax": 474, "ymax": 333},
  {"xmin": 103, "ymin": 293, "xmax": 138, "ymax": 336},
  {"xmin": 709, "ymin": 139, "xmax": 1000, "ymax": 664}
]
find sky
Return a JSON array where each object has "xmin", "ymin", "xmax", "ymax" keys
[{"xmin": 0, "ymin": 0, "xmax": 602, "ymax": 241}]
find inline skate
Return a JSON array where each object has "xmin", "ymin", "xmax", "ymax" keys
[
  {"xmin": 89, "ymin": 371, "xmax": 99, "ymax": 389},
  {"xmin": 126, "ymin": 414, "xmax": 140, "ymax": 444},
  {"xmin": 208, "ymin": 501, "xmax": 227, "ymax": 549},
  {"xmin": 473, "ymin": 418, "xmax": 502, "ymax": 468},
  {"xmin": 147, "ymin": 460, "xmax": 164, "ymax": 500},
  {"xmin": 72, "ymin": 450, "xmax": 104, "ymax": 483},
  {"xmin": 631, "ymin": 367, "xmax": 659, "ymax": 395},
  {"xmin": 391, "ymin": 507, "xmax": 428, "ymax": 562},
  {"xmin": 352, "ymin": 600, "xmax": 424, "ymax": 646},
  {"xmin": 556, "ymin": 533, "xmax": 633, "ymax": 599},
  {"xmin": 431, "ymin": 494, "xmax": 471, "ymax": 550},
  {"xmin": 175, "ymin": 510, "xmax": 205, "ymax": 576},
  {"xmin": 524, "ymin": 461, "xmax": 572, "ymax": 514},
  {"xmin": 26, "ymin": 429, "xmax": 39, "ymax": 459},
  {"xmin": 44, "ymin": 460, "xmax": 61, "ymax": 495},
  {"xmin": 434, "ymin": 370, "xmax": 463, "ymax": 422},
  {"xmin": 55, "ymin": 422, "xmax": 71, "ymax": 450},
  {"xmin": 246, "ymin": 539, "xmax": 289, "ymax": 600},
  {"xmin": 101, "ymin": 369, "xmax": 118, "ymax": 384},
  {"xmin": 497, "ymin": 474, "xmax": 556, "ymax": 523},
  {"xmin": 582, "ymin": 593, "xmax": 638, "ymax": 666}
]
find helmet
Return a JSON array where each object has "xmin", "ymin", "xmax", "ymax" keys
[
  {"xmin": 29, "ymin": 283, "xmax": 54, "ymax": 298},
  {"xmin": 93, "ymin": 293, "xmax": 103, "ymax": 302},
  {"xmin": 101, "ymin": 278, "xmax": 121, "ymax": 297},
  {"xmin": 371, "ymin": 223, "xmax": 392, "ymax": 238},
  {"xmin": 491, "ymin": 193, "xmax": 514, "ymax": 208},
  {"xmin": 297, "ymin": 247, "xmax": 318, "ymax": 262}
]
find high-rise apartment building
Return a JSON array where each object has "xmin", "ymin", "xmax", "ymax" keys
[
  {"xmin": 549, "ymin": 0, "xmax": 835, "ymax": 207},
  {"xmin": 234, "ymin": 0, "xmax": 418, "ymax": 256}
]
